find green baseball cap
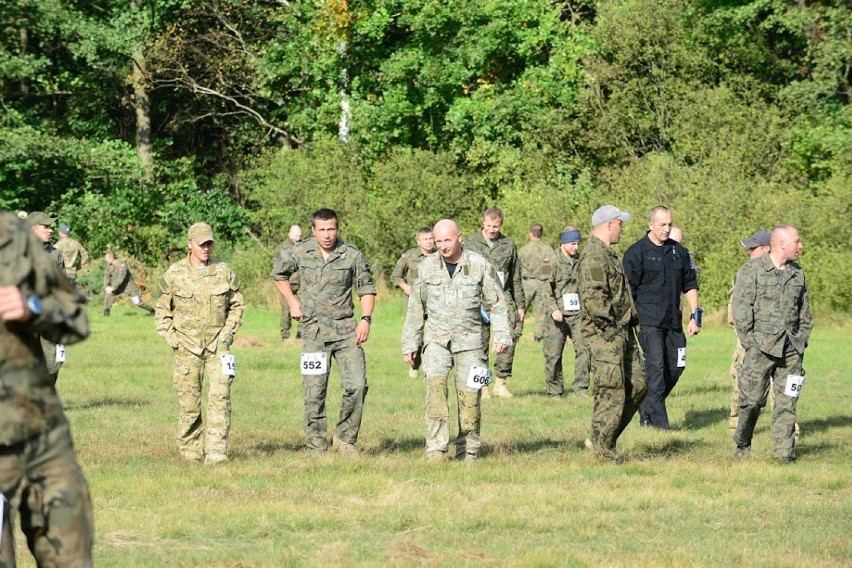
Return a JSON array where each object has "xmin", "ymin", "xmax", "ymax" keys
[{"xmin": 27, "ymin": 211, "xmax": 57, "ymax": 226}]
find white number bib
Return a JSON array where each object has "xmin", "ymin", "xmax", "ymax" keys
[
  {"xmin": 220, "ymin": 354, "xmax": 236, "ymax": 376},
  {"xmin": 784, "ymin": 374, "xmax": 805, "ymax": 398},
  {"xmin": 562, "ymin": 293, "xmax": 580, "ymax": 312},
  {"xmin": 677, "ymin": 347, "xmax": 687, "ymax": 368},
  {"xmin": 496, "ymin": 271, "xmax": 507, "ymax": 288},
  {"xmin": 55, "ymin": 344, "xmax": 66, "ymax": 363},
  {"xmin": 301, "ymin": 352, "xmax": 328, "ymax": 375},
  {"xmin": 465, "ymin": 366, "xmax": 491, "ymax": 390}
]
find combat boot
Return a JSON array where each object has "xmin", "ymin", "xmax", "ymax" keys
[
  {"xmin": 480, "ymin": 385, "xmax": 491, "ymax": 399},
  {"xmin": 492, "ymin": 377, "xmax": 514, "ymax": 398}
]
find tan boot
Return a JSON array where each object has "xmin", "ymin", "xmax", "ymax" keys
[
  {"xmin": 492, "ymin": 377, "xmax": 514, "ymax": 398},
  {"xmin": 480, "ymin": 385, "xmax": 491, "ymax": 399}
]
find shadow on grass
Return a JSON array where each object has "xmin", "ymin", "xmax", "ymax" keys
[
  {"xmin": 676, "ymin": 383, "xmax": 729, "ymax": 396},
  {"xmin": 635, "ymin": 437, "xmax": 702, "ymax": 460},
  {"xmin": 373, "ymin": 437, "xmax": 427, "ymax": 453},
  {"xmin": 797, "ymin": 440, "xmax": 842, "ymax": 457},
  {"xmin": 799, "ymin": 415, "xmax": 852, "ymax": 435},
  {"xmin": 682, "ymin": 407, "xmax": 728, "ymax": 430},
  {"xmin": 480, "ymin": 439, "xmax": 567, "ymax": 456},
  {"xmin": 65, "ymin": 397, "xmax": 149, "ymax": 410},
  {"xmin": 235, "ymin": 441, "xmax": 305, "ymax": 457}
]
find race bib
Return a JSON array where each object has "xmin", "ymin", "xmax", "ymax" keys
[
  {"xmin": 220, "ymin": 354, "xmax": 236, "ymax": 376},
  {"xmin": 784, "ymin": 374, "xmax": 805, "ymax": 398},
  {"xmin": 55, "ymin": 344, "xmax": 66, "ymax": 363},
  {"xmin": 677, "ymin": 347, "xmax": 687, "ymax": 368},
  {"xmin": 465, "ymin": 366, "xmax": 491, "ymax": 390},
  {"xmin": 301, "ymin": 352, "xmax": 328, "ymax": 375},
  {"xmin": 496, "ymin": 271, "xmax": 507, "ymax": 288},
  {"xmin": 562, "ymin": 293, "xmax": 580, "ymax": 312},
  {"xmin": 130, "ymin": 295, "xmax": 142, "ymax": 305}
]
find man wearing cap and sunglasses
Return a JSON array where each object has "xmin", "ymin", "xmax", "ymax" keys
[
  {"xmin": 577, "ymin": 206, "xmax": 648, "ymax": 463},
  {"xmin": 155, "ymin": 222, "xmax": 244, "ymax": 464}
]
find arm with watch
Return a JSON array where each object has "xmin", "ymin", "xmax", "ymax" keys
[
  {"xmin": 686, "ymin": 288, "xmax": 701, "ymax": 336},
  {"xmin": 355, "ymin": 295, "xmax": 374, "ymax": 345}
]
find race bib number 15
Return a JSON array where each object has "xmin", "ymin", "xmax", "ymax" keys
[
  {"xmin": 301, "ymin": 352, "xmax": 328, "ymax": 375},
  {"xmin": 784, "ymin": 374, "xmax": 805, "ymax": 398},
  {"xmin": 220, "ymin": 354, "xmax": 236, "ymax": 376},
  {"xmin": 465, "ymin": 366, "xmax": 491, "ymax": 390}
]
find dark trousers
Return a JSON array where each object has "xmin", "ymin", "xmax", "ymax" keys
[{"xmin": 638, "ymin": 326, "xmax": 686, "ymax": 429}]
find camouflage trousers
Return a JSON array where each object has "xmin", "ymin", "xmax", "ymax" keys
[
  {"xmin": 729, "ymin": 338, "xmax": 796, "ymax": 434},
  {"xmin": 39, "ymin": 338, "xmax": 62, "ymax": 386},
  {"xmin": 542, "ymin": 315, "xmax": 591, "ymax": 397},
  {"xmin": 301, "ymin": 336, "xmax": 367, "ymax": 452},
  {"xmin": 278, "ymin": 285, "xmax": 299, "ymax": 339},
  {"xmin": 0, "ymin": 423, "xmax": 93, "ymax": 568},
  {"xmin": 103, "ymin": 292, "xmax": 154, "ymax": 314},
  {"xmin": 171, "ymin": 344, "xmax": 234, "ymax": 459},
  {"xmin": 422, "ymin": 345, "xmax": 486, "ymax": 458},
  {"xmin": 733, "ymin": 347, "xmax": 802, "ymax": 459},
  {"xmin": 481, "ymin": 300, "xmax": 522, "ymax": 379},
  {"xmin": 587, "ymin": 331, "xmax": 647, "ymax": 461},
  {"xmin": 522, "ymin": 279, "xmax": 549, "ymax": 341}
]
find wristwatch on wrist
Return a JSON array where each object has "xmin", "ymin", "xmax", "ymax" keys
[
  {"xmin": 361, "ymin": 315, "xmax": 372, "ymax": 324},
  {"xmin": 691, "ymin": 307, "xmax": 703, "ymax": 327},
  {"xmin": 26, "ymin": 295, "xmax": 43, "ymax": 317}
]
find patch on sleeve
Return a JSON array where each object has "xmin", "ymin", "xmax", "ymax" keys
[{"xmin": 590, "ymin": 266, "xmax": 604, "ymax": 282}]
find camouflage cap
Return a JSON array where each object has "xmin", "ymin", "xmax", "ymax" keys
[
  {"xmin": 188, "ymin": 222, "xmax": 215, "ymax": 244},
  {"xmin": 27, "ymin": 211, "xmax": 56, "ymax": 226}
]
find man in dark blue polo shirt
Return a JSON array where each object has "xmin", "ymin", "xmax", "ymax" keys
[{"xmin": 623, "ymin": 206, "xmax": 700, "ymax": 430}]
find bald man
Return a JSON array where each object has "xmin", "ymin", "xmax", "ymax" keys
[{"xmin": 731, "ymin": 225, "xmax": 812, "ymax": 463}]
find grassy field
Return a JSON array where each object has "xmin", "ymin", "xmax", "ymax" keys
[{"xmin": 13, "ymin": 296, "xmax": 852, "ymax": 567}]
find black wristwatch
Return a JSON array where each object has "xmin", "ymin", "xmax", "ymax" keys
[{"xmin": 361, "ymin": 315, "xmax": 372, "ymax": 324}]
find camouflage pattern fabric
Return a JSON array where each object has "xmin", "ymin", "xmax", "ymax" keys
[
  {"xmin": 731, "ymin": 254, "xmax": 812, "ymax": 459},
  {"xmin": 390, "ymin": 247, "xmax": 429, "ymax": 288},
  {"xmin": 55, "ymin": 237, "xmax": 89, "ymax": 281},
  {"xmin": 402, "ymin": 248, "xmax": 511, "ymax": 458},
  {"xmin": 0, "ymin": 213, "xmax": 93, "ymax": 567},
  {"xmin": 272, "ymin": 240, "xmax": 300, "ymax": 339},
  {"xmin": 464, "ymin": 231, "xmax": 524, "ymax": 379},
  {"xmin": 103, "ymin": 258, "xmax": 155, "ymax": 314},
  {"xmin": 271, "ymin": 237, "xmax": 376, "ymax": 450},
  {"xmin": 156, "ymin": 253, "xmax": 244, "ymax": 459},
  {"xmin": 41, "ymin": 243, "xmax": 65, "ymax": 384},
  {"xmin": 542, "ymin": 250, "xmax": 590, "ymax": 395},
  {"xmin": 518, "ymin": 240, "xmax": 554, "ymax": 341},
  {"xmin": 577, "ymin": 235, "xmax": 647, "ymax": 461}
]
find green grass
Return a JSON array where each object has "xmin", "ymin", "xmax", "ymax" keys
[{"xmin": 13, "ymin": 296, "xmax": 852, "ymax": 567}]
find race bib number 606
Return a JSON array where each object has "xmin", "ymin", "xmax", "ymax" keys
[
  {"xmin": 301, "ymin": 352, "xmax": 328, "ymax": 375},
  {"xmin": 465, "ymin": 366, "xmax": 491, "ymax": 390}
]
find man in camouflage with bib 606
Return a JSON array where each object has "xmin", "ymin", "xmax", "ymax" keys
[
  {"xmin": 577, "ymin": 206, "xmax": 647, "ymax": 463},
  {"xmin": 518, "ymin": 223, "xmax": 554, "ymax": 343},
  {"xmin": 463, "ymin": 207, "xmax": 525, "ymax": 399},
  {"xmin": 156, "ymin": 222, "xmax": 244, "ymax": 464},
  {"xmin": 0, "ymin": 212, "xmax": 93, "ymax": 567},
  {"xmin": 542, "ymin": 226, "xmax": 591, "ymax": 398},
  {"xmin": 731, "ymin": 225, "xmax": 811, "ymax": 463},
  {"xmin": 272, "ymin": 208, "xmax": 376, "ymax": 456},
  {"xmin": 391, "ymin": 226, "xmax": 435, "ymax": 378},
  {"xmin": 402, "ymin": 219, "xmax": 511, "ymax": 462}
]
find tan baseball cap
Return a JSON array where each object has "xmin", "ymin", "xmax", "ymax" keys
[
  {"xmin": 27, "ymin": 211, "xmax": 56, "ymax": 226},
  {"xmin": 188, "ymin": 222, "xmax": 215, "ymax": 244}
]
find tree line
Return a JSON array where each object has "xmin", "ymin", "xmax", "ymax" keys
[{"xmin": 1, "ymin": 0, "xmax": 849, "ymax": 312}]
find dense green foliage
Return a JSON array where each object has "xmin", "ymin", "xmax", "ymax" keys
[{"xmin": 1, "ymin": 0, "xmax": 849, "ymax": 311}]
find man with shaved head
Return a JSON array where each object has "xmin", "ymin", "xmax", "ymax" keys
[
  {"xmin": 731, "ymin": 224, "xmax": 812, "ymax": 463},
  {"xmin": 401, "ymin": 219, "xmax": 512, "ymax": 462}
]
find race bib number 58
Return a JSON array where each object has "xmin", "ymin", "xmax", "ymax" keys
[
  {"xmin": 301, "ymin": 352, "xmax": 328, "ymax": 375},
  {"xmin": 465, "ymin": 366, "xmax": 491, "ymax": 390}
]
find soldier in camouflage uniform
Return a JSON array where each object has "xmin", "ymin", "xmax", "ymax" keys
[
  {"xmin": 273, "ymin": 224, "xmax": 302, "ymax": 341},
  {"xmin": 577, "ymin": 206, "xmax": 647, "ymax": 463},
  {"xmin": 103, "ymin": 251, "xmax": 155, "ymax": 316},
  {"xmin": 401, "ymin": 220, "xmax": 511, "ymax": 462},
  {"xmin": 272, "ymin": 209, "xmax": 376, "ymax": 455},
  {"xmin": 542, "ymin": 227, "xmax": 591, "ymax": 397},
  {"xmin": 391, "ymin": 226, "xmax": 435, "ymax": 378},
  {"xmin": 463, "ymin": 207, "xmax": 525, "ymax": 399},
  {"xmin": 55, "ymin": 224, "xmax": 90, "ymax": 286},
  {"xmin": 28, "ymin": 212, "xmax": 66, "ymax": 386},
  {"xmin": 731, "ymin": 225, "xmax": 811, "ymax": 463},
  {"xmin": 156, "ymin": 223, "xmax": 244, "ymax": 464},
  {"xmin": 518, "ymin": 224, "xmax": 554, "ymax": 342},
  {"xmin": 0, "ymin": 212, "xmax": 93, "ymax": 567}
]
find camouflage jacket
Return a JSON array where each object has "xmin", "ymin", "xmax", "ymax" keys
[
  {"xmin": 391, "ymin": 247, "xmax": 429, "ymax": 288},
  {"xmin": 271, "ymin": 237, "xmax": 376, "ymax": 342},
  {"xmin": 463, "ymin": 231, "xmax": 525, "ymax": 309},
  {"xmin": 545, "ymin": 249, "xmax": 581, "ymax": 320},
  {"xmin": 731, "ymin": 254, "xmax": 812, "ymax": 357},
  {"xmin": 55, "ymin": 237, "xmax": 90, "ymax": 278},
  {"xmin": 401, "ymin": 248, "xmax": 511, "ymax": 355},
  {"xmin": 0, "ymin": 213, "xmax": 89, "ymax": 445},
  {"xmin": 577, "ymin": 235, "xmax": 638, "ymax": 342},
  {"xmin": 156, "ymin": 254, "xmax": 244, "ymax": 355},
  {"xmin": 272, "ymin": 239, "xmax": 300, "ymax": 291},
  {"xmin": 104, "ymin": 259, "xmax": 139, "ymax": 295},
  {"xmin": 518, "ymin": 240, "xmax": 555, "ymax": 282}
]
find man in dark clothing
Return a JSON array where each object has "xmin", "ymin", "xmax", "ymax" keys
[{"xmin": 623, "ymin": 206, "xmax": 700, "ymax": 430}]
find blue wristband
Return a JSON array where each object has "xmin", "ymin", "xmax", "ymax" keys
[{"xmin": 691, "ymin": 307, "xmax": 703, "ymax": 327}]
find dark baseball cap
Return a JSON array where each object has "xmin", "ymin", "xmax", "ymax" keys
[{"xmin": 741, "ymin": 230, "xmax": 770, "ymax": 248}]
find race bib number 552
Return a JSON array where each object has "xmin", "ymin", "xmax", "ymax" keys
[{"xmin": 301, "ymin": 352, "xmax": 328, "ymax": 375}]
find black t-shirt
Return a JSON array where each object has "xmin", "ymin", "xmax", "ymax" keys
[{"xmin": 445, "ymin": 261, "xmax": 458, "ymax": 278}]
